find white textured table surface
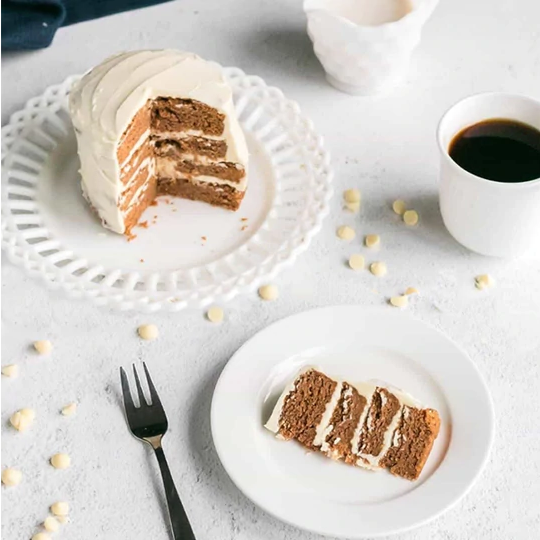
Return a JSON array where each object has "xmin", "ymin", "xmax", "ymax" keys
[{"xmin": 2, "ymin": 1, "xmax": 540, "ymax": 539}]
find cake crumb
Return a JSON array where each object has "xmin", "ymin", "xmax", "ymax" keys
[
  {"xmin": 33, "ymin": 340, "xmax": 52, "ymax": 355},
  {"xmin": 390, "ymin": 295, "xmax": 409, "ymax": 308},
  {"xmin": 61, "ymin": 403, "xmax": 77, "ymax": 417},
  {"xmin": 392, "ymin": 199, "xmax": 406, "ymax": 215},
  {"xmin": 258, "ymin": 284, "xmax": 279, "ymax": 301},
  {"xmin": 172, "ymin": 208, "xmax": 177, "ymax": 212},
  {"xmin": 365, "ymin": 234, "xmax": 380, "ymax": 248},
  {"xmin": 201, "ymin": 236, "xmax": 207, "ymax": 241},
  {"xmin": 150, "ymin": 200, "xmax": 158, "ymax": 207},
  {"xmin": 140, "ymin": 259, "xmax": 145, "ymax": 263},
  {"xmin": 138, "ymin": 324, "xmax": 159, "ymax": 341},
  {"xmin": 206, "ymin": 306, "xmax": 224, "ymax": 323},
  {"xmin": 127, "ymin": 232, "xmax": 137, "ymax": 242},
  {"xmin": 403, "ymin": 210, "xmax": 419, "ymax": 226},
  {"xmin": 10, "ymin": 408, "xmax": 35, "ymax": 431},
  {"xmin": 43, "ymin": 516, "xmax": 60, "ymax": 533},
  {"xmin": 50, "ymin": 502, "xmax": 69, "ymax": 517},
  {"xmin": 343, "ymin": 189, "xmax": 361, "ymax": 204},
  {"xmin": 241, "ymin": 225, "xmax": 248, "ymax": 231},
  {"xmin": 475, "ymin": 274, "xmax": 494, "ymax": 290},
  {"xmin": 50, "ymin": 453, "xmax": 71, "ymax": 469},
  {"xmin": 405, "ymin": 287, "xmax": 418, "ymax": 295},
  {"xmin": 2, "ymin": 468, "xmax": 22, "ymax": 487},
  {"xmin": 348, "ymin": 254, "xmax": 365, "ymax": 271},
  {"xmin": 337, "ymin": 226, "xmax": 355, "ymax": 241},
  {"xmin": 2, "ymin": 364, "xmax": 18, "ymax": 378},
  {"xmin": 241, "ymin": 217, "xmax": 248, "ymax": 222},
  {"xmin": 138, "ymin": 221, "xmax": 148, "ymax": 229},
  {"xmin": 370, "ymin": 261, "xmax": 387, "ymax": 277}
]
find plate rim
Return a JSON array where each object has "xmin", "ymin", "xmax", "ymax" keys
[
  {"xmin": 1, "ymin": 67, "xmax": 333, "ymax": 312},
  {"xmin": 210, "ymin": 305, "xmax": 495, "ymax": 538}
]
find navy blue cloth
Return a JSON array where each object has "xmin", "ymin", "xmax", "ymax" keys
[{"xmin": 2, "ymin": 0, "xmax": 172, "ymax": 50}]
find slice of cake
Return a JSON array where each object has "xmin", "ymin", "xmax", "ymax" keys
[
  {"xmin": 264, "ymin": 368, "xmax": 342, "ymax": 450},
  {"xmin": 265, "ymin": 368, "xmax": 441, "ymax": 481},
  {"xmin": 69, "ymin": 50, "xmax": 248, "ymax": 235}
]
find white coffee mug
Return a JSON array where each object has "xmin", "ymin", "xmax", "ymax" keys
[{"xmin": 438, "ymin": 93, "xmax": 540, "ymax": 258}]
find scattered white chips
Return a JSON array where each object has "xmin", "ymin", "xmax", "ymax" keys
[
  {"xmin": 9, "ymin": 408, "xmax": 35, "ymax": 432},
  {"xmin": 137, "ymin": 324, "xmax": 158, "ymax": 340},
  {"xmin": 369, "ymin": 262, "xmax": 387, "ymax": 277},
  {"xmin": 1, "ymin": 468, "xmax": 22, "ymax": 487},
  {"xmin": 390, "ymin": 295, "xmax": 409, "ymax": 308},
  {"xmin": 51, "ymin": 502, "xmax": 69, "ymax": 516},
  {"xmin": 364, "ymin": 234, "xmax": 380, "ymax": 248},
  {"xmin": 33, "ymin": 340, "xmax": 52, "ymax": 355},
  {"xmin": 475, "ymin": 274, "xmax": 495, "ymax": 290},
  {"xmin": 258, "ymin": 284, "xmax": 279, "ymax": 301},
  {"xmin": 43, "ymin": 517, "xmax": 60, "ymax": 533},
  {"xmin": 1, "ymin": 364, "xmax": 18, "ymax": 378},
  {"xmin": 348, "ymin": 254, "xmax": 365, "ymax": 271},
  {"xmin": 336, "ymin": 225, "xmax": 356, "ymax": 241},
  {"xmin": 392, "ymin": 199, "xmax": 406, "ymax": 215},
  {"xmin": 50, "ymin": 453, "xmax": 71, "ymax": 470},
  {"xmin": 403, "ymin": 210, "xmax": 419, "ymax": 226},
  {"xmin": 61, "ymin": 403, "xmax": 77, "ymax": 417},
  {"xmin": 207, "ymin": 306, "xmax": 224, "ymax": 323},
  {"xmin": 343, "ymin": 189, "xmax": 361, "ymax": 204}
]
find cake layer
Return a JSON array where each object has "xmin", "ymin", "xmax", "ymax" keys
[
  {"xmin": 151, "ymin": 97, "xmax": 225, "ymax": 136},
  {"xmin": 117, "ymin": 103, "xmax": 151, "ymax": 166},
  {"xmin": 264, "ymin": 368, "xmax": 341, "ymax": 450},
  {"xmin": 157, "ymin": 177, "xmax": 244, "ymax": 211},
  {"xmin": 379, "ymin": 406, "xmax": 441, "ymax": 480},
  {"xmin": 320, "ymin": 382, "xmax": 369, "ymax": 463},
  {"xmin": 153, "ymin": 137, "xmax": 227, "ymax": 161},
  {"xmin": 123, "ymin": 176, "xmax": 157, "ymax": 233},
  {"xmin": 156, "ymin": 158, "xmax": 247, "ymax": 191},
  {"xmin": 120, "ymin": 163, "xmax": 153, "ymax": 212}
]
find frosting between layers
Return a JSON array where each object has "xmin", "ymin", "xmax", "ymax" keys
[{"xmin": 69, "ymin": 50, "xmax": 249, "ymax": 234}]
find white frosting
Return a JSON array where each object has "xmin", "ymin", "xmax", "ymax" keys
[
  {"xmin": 350, "ymin": 382, "xmax": 377, "ymax": 456},
  {"xmin": 69, "ymin": 50, "xmax": 249, "ymax": 234}
]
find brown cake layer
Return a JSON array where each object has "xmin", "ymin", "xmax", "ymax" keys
[
  {"xmin": 356, "ymin": 388, "xmax": 401, "ymax": 458},
  {"xmin": 117, "ymin": 102, "xmax": 151, "ymax": 166},
  {"xmin": 322, "ymin": 383, "xmax": 368, "ymax": 464},
  {"xmin": 124, "ymin": 177, "xmax": 157, "ymax": 234},
  {"xmin": 164, "ymin": 159, "xmax": 244, "ymax": 183},
  {"xmin": 275, "ymin": 369, "xmax": 338, "ymax": 450},
  {"xmin": 379, "ymin": 407, "xmax": 441, "ymax": 481},
  {"xmin": 153, "ymin": 137, "xmax": 227, "ymax": 160},
  {"xmin": 120, "ymin": 165, "xmax": 153, "ymax": 212},
  {"xmin": 151, "ymin": 98, "xmax": 225, "ymax": 136},
  {"xmin": 158, "ymin": 177, "xmax": 244, "ymax": 211}
]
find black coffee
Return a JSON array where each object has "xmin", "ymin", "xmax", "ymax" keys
[{"xmin": 449, "ymin": 118, "xmax": 540, "ymax": 183}]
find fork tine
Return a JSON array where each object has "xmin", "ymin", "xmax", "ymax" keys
[
  {"xmin": 143, "ymin": 362, "xmax": 163, "ymax": 409},
  {"xmin": 120, "ymin": 367, "xmax": 136, "ymax": 414},
  {"xmin": 132, "ymin": 364, "xmax": 149, "ymax": 407}
]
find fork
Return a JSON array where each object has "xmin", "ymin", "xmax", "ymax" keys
[{"xmin": 120, "ymin": 363, "xmax": 196, "ymax": 540}]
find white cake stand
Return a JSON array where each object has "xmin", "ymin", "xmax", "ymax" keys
[{"xmin": 1, "ymin": 67, "xmax": 333, "ymax": 312}]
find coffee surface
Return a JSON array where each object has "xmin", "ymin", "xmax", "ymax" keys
[{"xmin": 449, "ymin": 118, "xmax": 540, "ymax": 183}]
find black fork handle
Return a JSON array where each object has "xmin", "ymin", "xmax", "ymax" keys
[{"xmin": 154, "ymin": 446, "xmax": 196, "ymax": 540}]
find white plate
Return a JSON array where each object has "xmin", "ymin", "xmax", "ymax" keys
[
  {"xmin": 1, "ymin": 68, "xmax": 332, "ymax": 312},
  {"xmin": 211, "ymin": 306, "xmax": 495, "ymax": 538}
]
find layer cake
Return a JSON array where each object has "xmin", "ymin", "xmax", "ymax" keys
[
  {"xmin": 69, "ymin": 50, "xmax": 248, "ymax": 235},
  {"xmin": 265, "ymin": 368, "xmax": 440, "ymax": 481}
]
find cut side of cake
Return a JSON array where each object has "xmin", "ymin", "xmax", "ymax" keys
[
  {"xmin": 69, "ymin": 50, "xmax": 248, "ymax": 235},
  {"xmin": 265, "ymin": 368, "xmax": 441, "ymax": 481}
]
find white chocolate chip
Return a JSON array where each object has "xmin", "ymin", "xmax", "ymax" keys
[
  {"xmin": 206, "ymin": 306, "xmax": 224, "ymax": 323},
  {"xmin": 258, "ymin": 284, "xmax": 279, "ymax": 301},
  {"xmin": 1, "ymin": 364, "xmax": 18, "ymax": 378},
  {"xmin": 10, "ymin": 408, "xmax": 35, "ymax": 432},
  {"xmin": 370, "ymin": 262, "xmax": 387, "ymax": 277},
  {"xmin": 392, "ymin": 200, "xmax": 406, "ymax": 215},
  {"xmin": 61, "ymin": 403, "xmax": 77, "ymax": 417},
  {"xmin": 32, "ymin": 533, "xmax": 50, "ymax": 540},
  {"xmin": 137, "ymin": 324, "xmax": 158, "ymax": 341},
  {"xmin": 405, "ymin": 287, "xmax": 419, "ymax": 295},
  {"xmin": 50, "ymin": 502, "xmax": 69, "ymax": 516},
  {"xmin": 475, "ymin": 274, "xmax": 495, "ymax": 290},
  {"xmin": 50, "ymin": 453, "xmax": 71, "ymax": 469},
  {"xmin": 403, "ymin": 210, "xmax": 419, "ymax": 226},
  {"xmin": 33, "ymin": 340, "xmax": 52, "ymax": 355},
  {"xmin": 348, "ymin": 254, "xmax": 365, "ymax": 271},
  {"xmin": 365, "ymin": 234, "xmax": 380, "ymax": 248},
  {"xmin": 343, "ymin": 189, "xmax": 361, "ymax": 204},
  {"xmin": 337, "ymin": 225, "xmax": 355, "ymax": 241},
  {"xmin": 344, "ymin": 201, "xmax": 360, "ymax": 213},
  {"xmin": 43, "ymin": 517, "xmax": 60, "ymax": 533},
  {"xmin": 390, "ymin": 295, "xmax": 409, "ymax": 308},
  {"xmin": 1, "ymin": 468, "xmax": 22, "ymax": 486}
]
